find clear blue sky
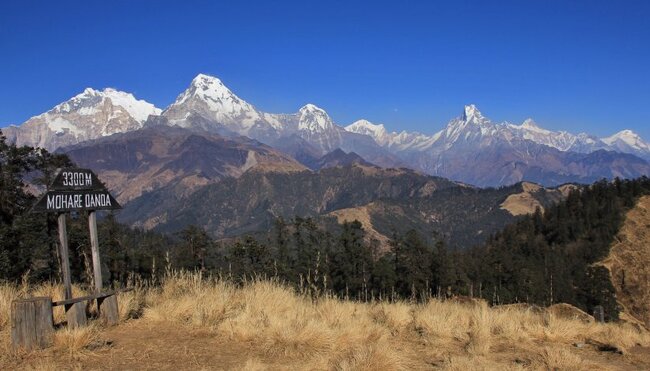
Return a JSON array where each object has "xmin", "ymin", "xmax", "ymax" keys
[{"xmin": 1, "ymin": 0, "xmax": 649, "ymax": 139}]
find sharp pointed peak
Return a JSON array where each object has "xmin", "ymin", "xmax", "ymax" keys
[
  {"xmin": 462, "ymin": 103, "xmax": 479, "ymax": 117},
  {"xmin": 177, "ymin": 73, "xmax": 238, "ymax": 104},
  {"xmin": 460, "ymin": 104, "xmax": 488, "ymax": 123},
  {"xmin": 454, "ymin": 104, "xmax": 490, "ymax": 126},
  {"xmin": 188, "ymin": 74, "xmax": 230, "ymax": 94}
]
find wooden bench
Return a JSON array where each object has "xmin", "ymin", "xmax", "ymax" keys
[
  {"xmin": 11, "ymin": 288, "xmax": 132, "ymax": 350},
  {"xmin": 52, "ymin": 290, "xmax": 126, "ymax": 328}
]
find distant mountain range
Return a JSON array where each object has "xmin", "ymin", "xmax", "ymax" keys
[
  {"xmin": 347, "ymin": 105, "xmax": 650, "ymax": 161},
  {"xmin": 3, "ymin": 73, "xmax": 650, "ymax": 187}
]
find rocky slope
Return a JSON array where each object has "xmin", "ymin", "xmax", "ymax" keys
[{"xmin": 62, "ymin": 126, "xmax": 305, "ymax": 203}]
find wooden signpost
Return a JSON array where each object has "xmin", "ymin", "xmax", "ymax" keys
[
  {"xmin": 11, "ymin": 168, "xmax": 122, "ymax": 350},
  {"xmin": 32, "ymin": 168, "xmax": 121, "ymax": 296}
]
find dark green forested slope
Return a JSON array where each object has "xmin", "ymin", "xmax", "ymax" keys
[{"xmin": 467, "ymin": 177, "xmax": 650, "ymax": 320}]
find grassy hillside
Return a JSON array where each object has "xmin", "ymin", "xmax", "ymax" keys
[
  {"xmin": 2, "ymin": 272, "xmax": 650, "ymax": 370},
  {"xmin": 601, "ymin": 195, "xmax": 650, "ymax": 328}
]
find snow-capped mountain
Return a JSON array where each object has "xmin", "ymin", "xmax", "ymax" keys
[
  {"xmin": 345, "ymin": 120, "xmax": 437, "ymax": 152},
  {"xmin": 507, "ymin": 119, "xmax": 579, "ymax": 152},
  {"xmin": 3, "ymin": 88, "xmax": 160, "ymax": 151},
  {"xmin": 346, "ymin": 105, "xmax": 650, "ymax": 186},
  {"xmin": 162, "ymin": 74, "xmax": 282, "ymax": 137},
  {"xmin": 346, "ymin": 120, "xmax": 389, "ymax": 144},
  {"xmin": 602, "ymin": 130, "xmax": 650, "ymax": 160},
  {"xmin": 160, "ymin": 75, "xmax": 402, "ymax": 166},
  {"xmin": 3, "ymin": 73, "xmax": 401, "ymax": 167},
  {"xmin": 347, "ymin": 104, "xmax": 503, "ymax": 153},
  {"xmin": 160, "ymin": 74, "xmax": 346, "ymax": 152},
  {"xmin": 292, "ymin": 103, "xmax": 343, "ymax": 152},
  {"xmin": 346, "ymin": 104, "xmax": 650, "ymax": 161}
]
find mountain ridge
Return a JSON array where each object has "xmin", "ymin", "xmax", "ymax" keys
[{"xmin": 347, "ymin": 105, "xmax": 650, "ymax": 161}]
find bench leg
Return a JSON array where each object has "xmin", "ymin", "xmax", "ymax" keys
[
  {"xmin": 11, "ymin": 297, "xmax": 54, "ymax": 350},
  {"xmin": 65, "ymin": 302, "xmax": 87, "ymax": 328},
  {"xmin": 98, "ymin": 295, "xmax": 119, "ymax": 326}
]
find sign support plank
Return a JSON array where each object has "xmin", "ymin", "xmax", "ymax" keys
[
  {"xmin": 88, "ymin": 211, "xmax": 103, "ymax": 293},
  {"xmin": 57, "ymin": 213, "xmax": 73, "ymax": 300}
]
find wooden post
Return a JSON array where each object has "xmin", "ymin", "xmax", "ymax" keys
[
  {"xmin": 58, "ymin": 213, "xmax": 72, "ymax": 300},
  {"xmin": 11, "ymin": 297, "xmax": 54, "ymax": 350},
  {"xmin": 88, "ymin": 211, "xmax": 102, "ymax": 293},
  {"xmin": 98, "ymin": 295, "xmax": 119, "ymax": 326},
  {"xmin": 65, "ymin": 302, "xmax": 87, "ymax": 328}
]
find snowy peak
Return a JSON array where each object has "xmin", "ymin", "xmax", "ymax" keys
[
  {"xmin": 175, "ymin": 73, "xmax": 241, "ymax": 106},
  {"xmin": 603, "ymin": 129, "xmax": 650, "ymax": 153},
  {"xmin": 461, "ymin": 104, "xmax": 489, "ymax": 125},
  {"xmin": 346, "ymin": 119, "xmax": 387, "ymax": 139},
  {"xmin": 520, "ymin": 118, "xmax": 545, "ymax": 131},
  {"xmin": 50, "ymin": 87, "xmax": 161, "ymax": 123},
  {"xmin": 299, "ymin": 103, "xmax": 326, "ymax": 114},
  {"xmin": 436, "ymin": 104, "xmax": 496, "ymax": 147},
  {"xmin": 6, "ymin": 86, "xmax": 161, "ymax": 151},
  {"xmin": 163, "ymin": 73, "xmax": 273, "ymax": 132},
  {"xmin": 604, "ymin": 129, "xmax": 643, "ymax": 146},
  {"xmin": 100, "ymin": 88, "xmax": 162, "ymax": 123},
  {"xmin": 193, "ymin": 73, "xmax": 223, "ymax": 85},
  {"xmin": 298, "ymin": 103, "xmax": 334, "ymax": 132},
  {"xmin": 51, "ymin": 88, "xmax": 103, "ymax": 115},
  {"xmin": 190, "ymin": 73, "xmax": 229, "ymax": 95}
]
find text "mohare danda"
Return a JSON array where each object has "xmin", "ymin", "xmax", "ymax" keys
[{"xmin": 46, "ymin": 193, "xmax": 112, "ymax": 209}]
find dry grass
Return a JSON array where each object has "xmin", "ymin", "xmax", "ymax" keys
[
  {"xmin": 52, "ymin": 324, "xmax": 104, "ymax": 358},
  {"xmin": 0, "ymin": 284, "xmax": 19, "ymax": 331},
  {"xmin": 1, "ymin": 272, "xmax": 650, "ymax": 369}
]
